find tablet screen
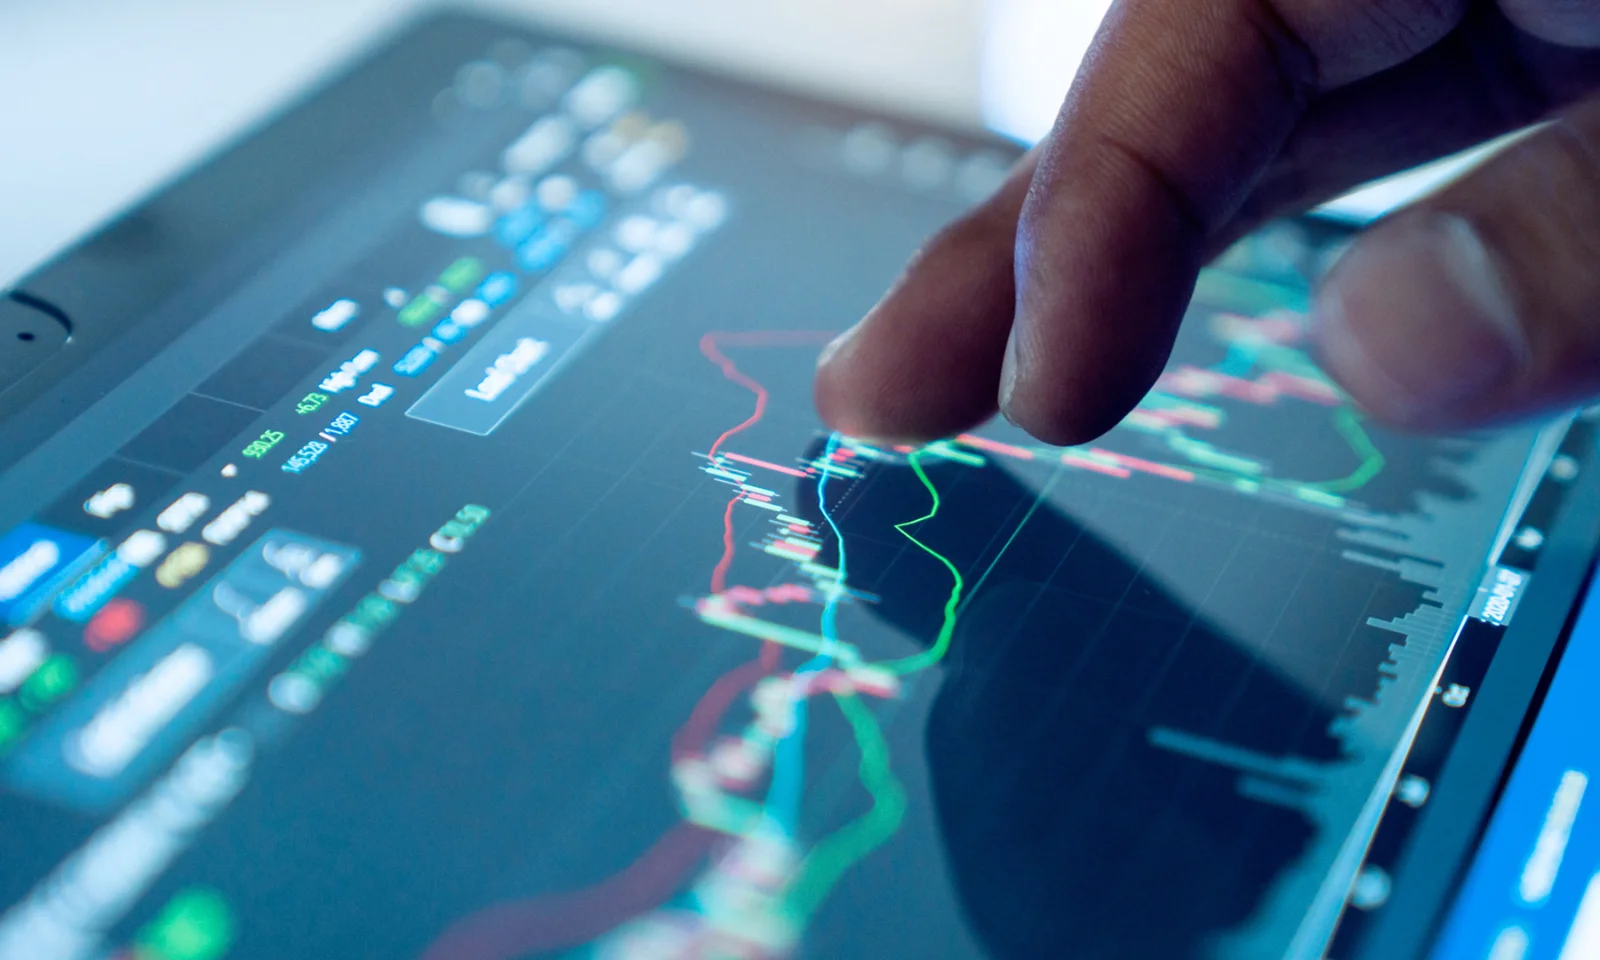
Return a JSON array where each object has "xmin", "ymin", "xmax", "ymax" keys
[{"xmin": 0, "ymin": 14, "xmax": 1589, "ymax": 960}]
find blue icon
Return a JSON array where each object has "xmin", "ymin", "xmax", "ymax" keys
[
  {"xmin": 565, "ymin": 191, "xmax": 607, "ymax": 230},
  {"xmin": 477, "ymin": 272, "xmax": 519, "ymax": 307},
  {"xmin": 393, "ymin": 344, "xmax": 438, "ymax": 377},
  {"xmin": 431, "ymin": 320, "xmax": 467, "ymax": 345},
  {"xmin": 495, "ymin": 205, "xmax": 544, "ymax": 249},
  {"xmin": 0, "ymin": 523, "xmax": 103, "ymax": 626},
  {"xmin": 54, "ymin": 552, "xmax": 139, "ymax": 623},
  {"xmin": 517, "ymin": 219, "xmax": 580, "ymax": 273}
]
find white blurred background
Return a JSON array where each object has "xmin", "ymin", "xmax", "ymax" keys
[
  {"xmin": 0, "ymin": 0, "xmax": 1115, "ymax": 288},
  {"xmin": 0, "ymin": 0, "xmax": 1473, "ymax": 290}
]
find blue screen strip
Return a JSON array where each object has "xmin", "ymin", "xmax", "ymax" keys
[{"xmin": 1434, "ymin": 574, "xmax": 1600, "ymax": 959}]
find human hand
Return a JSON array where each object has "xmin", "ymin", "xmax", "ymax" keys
[{"xmin": 813, "ymin": 0, "xmax": 1600, "ymax": 444}]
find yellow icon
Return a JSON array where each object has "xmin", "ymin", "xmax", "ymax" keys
[{"xmin": 156, "ymin": 543, "xmax": 210, "ymax": 589}]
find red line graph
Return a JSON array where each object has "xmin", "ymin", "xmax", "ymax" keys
[
  {"xmin": 701, "ymin": 331, "xmax": 835, "ymax": 462},
  {"xmin": 722, "ymin": 451, "xmax": 812, "ymax": 478},
  {"xmin": 421, "ymin": 330, "xmax": 838, "ymax": 960},
  {"xmin": 711, "ymin": 493, "xmax": 742, "ymax": 595},
  {"xmin": 419, "ymin": 824, "xmax": 718, "ymax": 960}
]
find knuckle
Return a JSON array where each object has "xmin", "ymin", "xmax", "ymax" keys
[{"xmin": 1356, "ymin": 0, "xmax": 1463, "ymax": 54}]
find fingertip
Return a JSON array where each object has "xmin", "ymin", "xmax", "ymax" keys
[
  {"xmin": 811, "ymin": 173, "xmax": 1035, "ymax": 443},
  {"xmin": 812, "ymin": 326, "xmax": 906, "ymax": 441},
  {"xmin": 1311, "ymin": 213, "xmax": 1526, "ymax": 429},
  {"xmin": 997, "ymin": 349, "xmax": 1160, "ymax": 447},
  {"xmin": 812, "ymin": 300, "xmax": 1001, "ymax": 443}
]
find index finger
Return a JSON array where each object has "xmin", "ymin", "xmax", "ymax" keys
[{"xmin": 1001, "ymin": 0, "xmax": 1468, "ymax": 443}]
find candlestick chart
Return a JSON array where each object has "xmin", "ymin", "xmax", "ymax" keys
[{"xmin": 420, "ymin": 250, "xmax": 1548, "ymax": 960}]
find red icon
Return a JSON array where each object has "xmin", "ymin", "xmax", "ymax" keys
[{"xmin": 85, "ymin": 598, "xmax": 144, "ymax": 652}]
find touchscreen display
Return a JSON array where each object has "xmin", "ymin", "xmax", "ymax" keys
[{"xmin": 0, "ymin": 16, "xmax": 1582, "ymax": 960}]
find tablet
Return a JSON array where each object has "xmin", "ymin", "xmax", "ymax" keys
[{"xmin": 0, "ymin": 12, "xmax": 1594, "ymax": 960}]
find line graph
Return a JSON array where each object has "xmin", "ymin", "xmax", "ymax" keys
[
  {"xmin": 939, "ymin": 307, "xmax": 1391, "ymax": 515},
  {"xmin": 420, "ymin": 253, "xmax": 1547, "ymax": 960},
  {"xmin": 421, "ymin": 324, "xmax": 1018, "ymax": 959}
]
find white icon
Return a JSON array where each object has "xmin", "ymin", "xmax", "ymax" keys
[
  {"xmin": 72, "ymin": 644, "xmax": 214, "ymax": 778},
  {"xmin": 419, "ymin": 196, "xmax": 494, "ymax": 238},
  {"xmin": 357, "ymin": 383, "xmax": 395, "ymax": 408},
  {"xmin": 320, "ymin": 349, "xmax": 380, "ymax": 394},
  {"xmin": 489, "ymin": 174, "xmax": 531, "ymax": 212},
  {"xmin": 324, "ymin": 622, "xmax": 372, "ymax": 658},
  {"xmin": 1518, "ymin": 769, "xmax": 1587, "ymax": 906},
  {"xmin": 654, "ymin": 222, "xmax": 695, "ymax": 259},
  {"xmin": 383, "ymin": 287, "xmax": 408, "ymax": 309},
  {"xmin": 587, "ymin": 248, "xmax": 624, "ymax": 280},
  {"xmin": 115, "ymin": 531, "xmax": 166, "ymax": 568},
  {"xmin": 238, "ymin": 588, "xmax": 308, "ymax": 646},
  {"xmin": 563, "ymin": 66, "xmax": 638, "ymax": 128},
  {"xmin": 379, "ymin": 577, "xmax": 423, "ymax": 604},
  {"xmin": 450, "ymin": 299, "xmax": 491, "ymax": 328},
  {"xmin": 220, "ymin": 464, "xmax": 239, "ymax": 478},
  {"xmin": 684, "ymin": 191, "xmax": 728, "ymax": 231},
  {"xmin": 607, "ymin": 140, "xmax": 671, "ymax": 195},
  {"xmin": 454, "ymin": 59, "xmax": 507, "ymax": 110},
  {"xmin": 614, "ymin": 216, "xmax": 658, "ymax": 253},
  {"xmin": 583, "ymin": 129, "xmax": 628, "ymax": 170},
  {"xmin": 1441, "ymin": 683, "xmax": 1471, "ymax": 708},
  {"xmin": 586, "ymin": 292, "xmax": 624, "ymax": 322},
  {"xmin": 840, "ymin": 123, "xmax": 897, "ymax": 175},
  {"xmin": 156, "ymin": 493, "xmax": 210, "ymax": 535},
  {"xmin": 1515, "ymin": 527, "xmax": 1546, "ymax": 551},
  {"xmin": 311, "ymin": 299, "xmax": 360, "ymax": 333},
  {"xmin": 901, "ymin": 137, "xmax": 956, "ymax": 190},
  {"xmin": 1395, "ymin": 775, "xmax": 1430, "ymax": 808},
  {"xmin": 615, "ymin": 254, "xmax": 663, "ymax": 296},
  {"xmin": 554, "ymin": 283, "xmax": 600, "ymax": 315},
  {"xmin": 535, "ymin": 174, "xmax": 580, "ymax": 212},
  {"xmin": 1349, "ymin": 866, "xmax": 1391, "ymax": 910},
  {"xmin": 656, "ymin": 185, "xmax": 727, "ymax": 232},
  {"xmin": 84, "ymin": 483, "xmax": 136, "ymax": 520},
  {"xmin": 503, "ymin": 116, "xmax": 577, "ymax": 175},
  {"xmin": 957, "ymin": 151, "xmax": 1013, "ymax": 203},
  {"xmin": 211, "ymin": 574, "xmax": 313, "ymax": 646},
  {"xmin": 269, "ymin": 672, "xmax": 322, "ymax": 716},
  {"xmin": 0, "ymin": 628, "xmax": 48, "ymax": 695},
  {"xmin": 1487, "ymin": 927, "xmax": 1529, "ymax": 960},
  {"xmin": 465, "ymin": 338, "xmax": 551, "ymax": 403},
  {"xmin": 0, "ymin": 539, "xmax": 60, "ymax": 603},
  {"xmin": 202, "ymin": 492, "xmax": 270, "ymax": 547}
]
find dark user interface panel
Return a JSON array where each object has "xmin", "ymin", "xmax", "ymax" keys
[{"xmin": 0, "ymin": 15, "xmax": 1589, "ymax": 960}]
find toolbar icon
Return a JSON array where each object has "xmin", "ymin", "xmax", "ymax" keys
[
  {"xmin": 311, "ymin": 299, "xmax": 360, "ymax": 333},
  {"xmin": 357, "ymin": 384, "xmax": 395, "ymax": 408},
  {"xmin": 84, "ymin": 483, "xmax": 135, "ymax": 520}
]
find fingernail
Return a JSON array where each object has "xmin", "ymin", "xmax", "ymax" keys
[
  {"xmin": 817, "ymin": 324, "xmax": 858, "ymax": 369},
  {"xmin": 1313, "ymin": 214, "xmax": 1526, "ymax": 425},
  {"xmin": 998, "ymin": 335, "xmax": 1022, "ymax": 414}
]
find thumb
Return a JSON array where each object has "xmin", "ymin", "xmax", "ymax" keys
[{"xmin": 1313, "ymin": 99, "xmax": 1600, "ymax": 429}]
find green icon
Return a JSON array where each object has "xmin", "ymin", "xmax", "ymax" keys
[
  {"xmin": 407, "ymin": 548, "xmax": 446, "ymax": 577},
  {"xmin": 0, "ymin": 701, "xmax": 27, "ymax": 753},
  {"xmin": 398, "ymin": 292, "xmax": 444, "ymax": 328},
  {"xmin": 352, "ymin": 594, "xmax": 399, "ymax": 630},
  {"xmin": 435, "ymin": 519, "xmax": 472, "ymax": 542},
  {"xmin": 456, "ymin": 504, "xmax": 491, "ymax": 527},
  {"xmin": 296, "ymin": 647, "xmax": 347, "ymax": 683},
  {"xmin": 19, "ymin": 656, "xmax": 77, "ymax": 712},
  {"xmin": 439, "ymin": 256, "xmax": 485, "ymax": 293},
  {"xmin": 137, "ymin": 887, "xmax": 235, "ymax": 960}
]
